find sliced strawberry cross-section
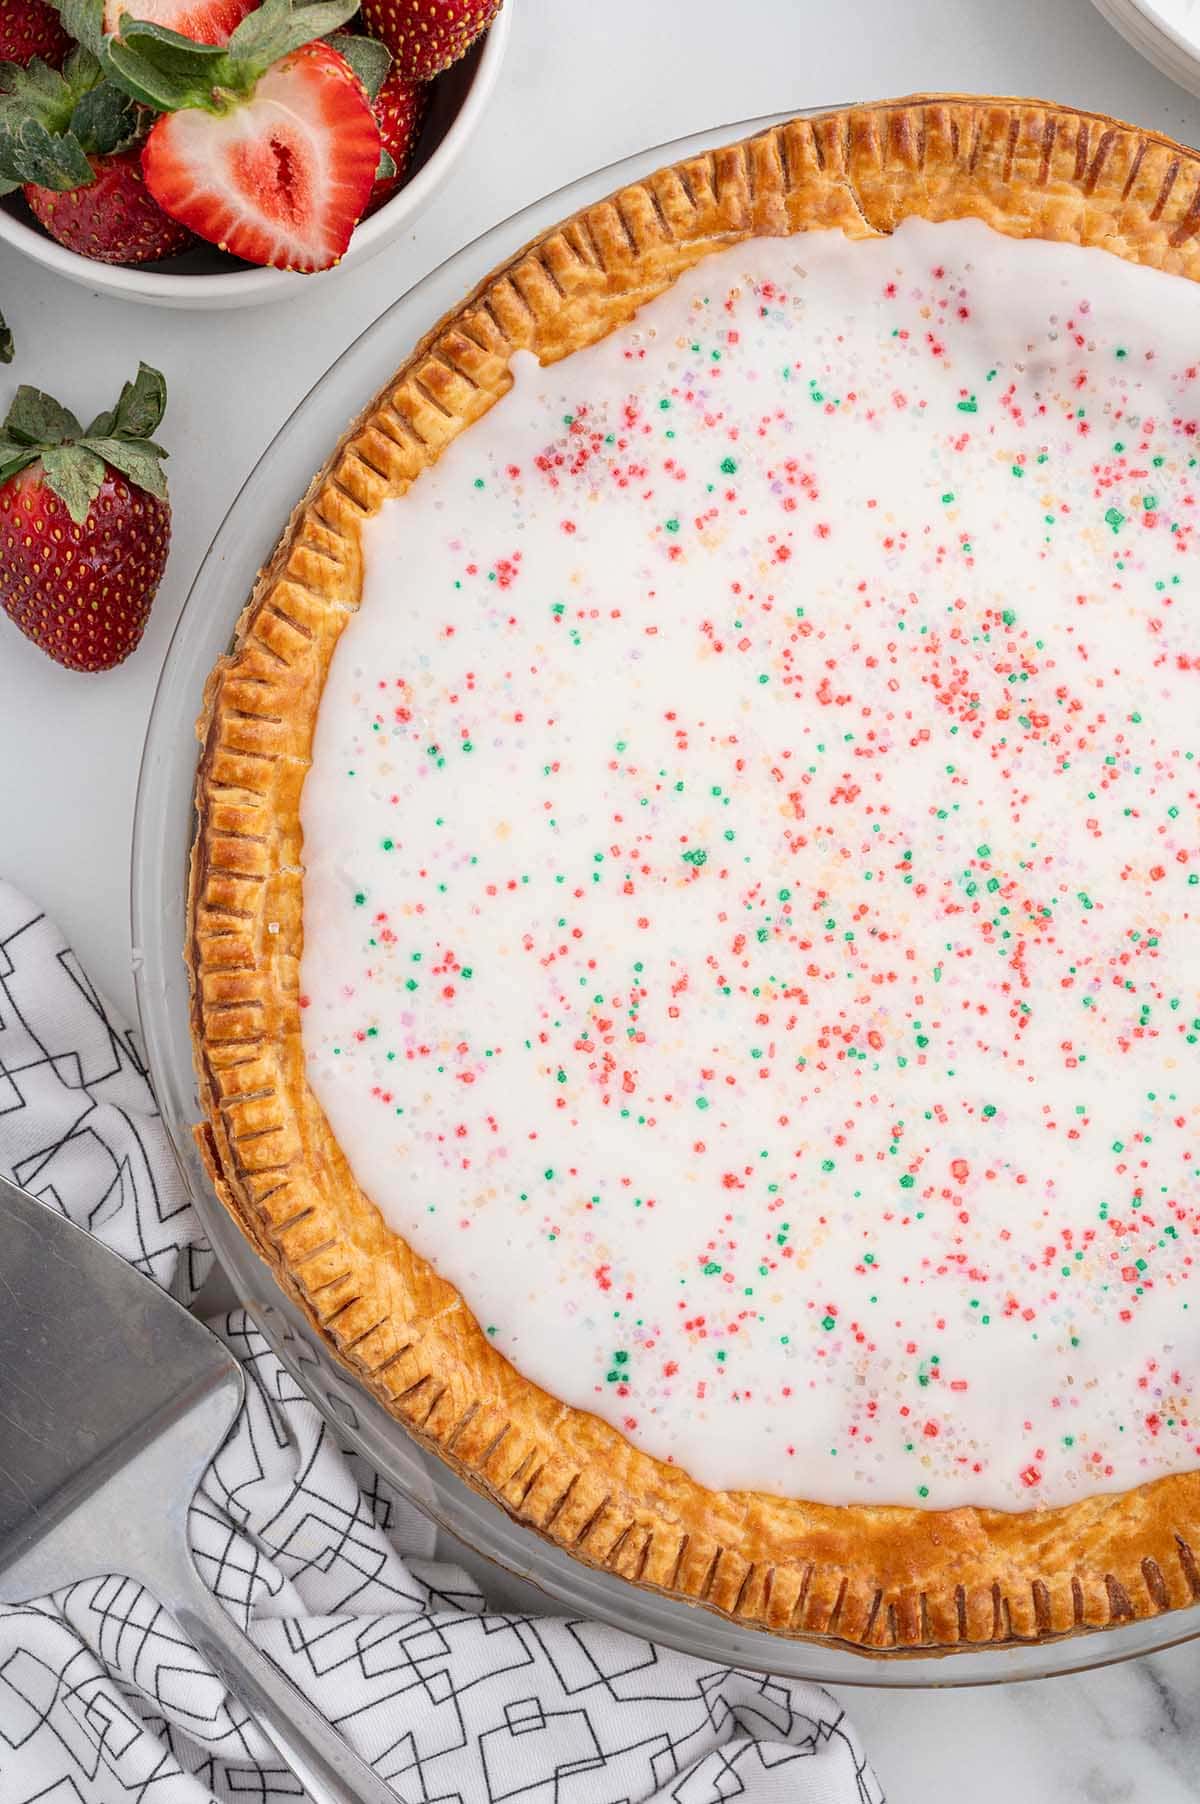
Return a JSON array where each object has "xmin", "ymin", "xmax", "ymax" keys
[
  {"xmin": 143, "ymin": 42, "xmax": 379, "ymax": 271},
  {"xmin": 103, "ymin": 0, "xmax": 381, "ymax": 271}
]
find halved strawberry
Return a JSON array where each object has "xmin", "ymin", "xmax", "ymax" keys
[
  {"xmin": 102, "ymin": 0, "xmax": 379, "ymax": 271},
  {"xmin": 142, "ymin": 41, "xmax": 379, "ymax": 271},
  {"xmin": 102, "ymin": 0, "xmax": 258, "ymax": 47}
]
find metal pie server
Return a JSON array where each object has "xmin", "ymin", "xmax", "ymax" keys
[{"xmin": 0, "ymin": 1174, "xmax": 399, "ymax": 1804}]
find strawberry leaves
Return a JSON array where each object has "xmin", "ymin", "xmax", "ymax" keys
[
  {"xmin": 103, "ymin": 19, "xmax": 226, "ymax": 109},
  {"xmin": 0, "ymin": 54, "xmax": 92, "ymax": 188},
  {"xmin": 38, "ymin": 443, "xmax": 106, "ymax": 519},
  {"xmin": 0, "ymin": 361, "xmax": 168, "ymax": 523},
  {"xmin": 104, "ymin": 0, "xmax": 360, "ymax": 111},
  {"xmin": 223, "ymin": 0, "xmax": 361, "ymax": 69},
  {"xmin": 27, "ymin": 0, "xmax": 367, "ymax": 131},
  {"xmin": 0, "ymin": 45, "xmax": 140, "ymax": 190},
  {"xmin": 0, "ymin": 311, "xmax": 12, "ymax": 365},
  {"xmin": 68, "ymin": 58, "xmax": 141, "ymax": 144},
  {"xmin": 85, "ymin": 359, "xmax": 166, "ymax": 436},
  {"xmin": 3, "ymin": 382, "xmax": 81, "ymax": 443},
  {"xmin": 49, "ymin": 0, "xmax": 107, "ymax": 60},
  {"xmin": 325, "ymin": 26, "xmax": 389, "ymax": 96}
]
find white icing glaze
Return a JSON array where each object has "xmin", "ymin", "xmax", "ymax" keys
[{"xmin": 301, "ymin": 218, "xmax": 1200, "ymax": 1509}]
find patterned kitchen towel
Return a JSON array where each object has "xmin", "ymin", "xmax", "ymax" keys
[{"xmin": 0, "ymin": 879, "xmax": 884, "ymax": 1804}]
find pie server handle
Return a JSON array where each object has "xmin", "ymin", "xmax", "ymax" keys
[{"xmin": 159, "ymin": 1538, "xmax": 401, "ymax": 1804}]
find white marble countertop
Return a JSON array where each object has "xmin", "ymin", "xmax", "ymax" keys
[{"xmin": 7, "ymin": 0, "xmax": 1200, "ymax": 1795}]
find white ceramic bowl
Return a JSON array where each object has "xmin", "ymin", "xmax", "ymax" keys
[
  {"xmin": 0, "ymin": 5, "xmax": 510, "ymax": 309},
  {"xmin": 1090, "ymin": 0, "xmax": 1200, "ymax": 98}
]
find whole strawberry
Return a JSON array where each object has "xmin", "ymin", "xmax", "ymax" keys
[
  {"xmin": 366, "ymin": 61, "xmax": 424, "ymax": 213},
  {"xmin": 357, "ymin": 0, "xmax": 501, "ymax": 79},
  {"xmin": 0, "ymin": 49, "xmax": 193, "ymax": 263},
  {"xmin": 0, "ymin": 364, "xmax": 171, "ymax": 672},
  {"xmin": 25, "ymin": 143, "xmax": 194, "ymax": 262},
  {"xmin": 0, "ymin": 0, "xmax": 71, "ymax": 67}
]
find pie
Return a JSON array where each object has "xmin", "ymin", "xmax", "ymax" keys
[{"xmin": 188, "ymin": 95, "xmax": 1200, "ymax": 1653}]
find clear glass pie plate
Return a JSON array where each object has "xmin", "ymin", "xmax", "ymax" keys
[{"xmin": 133, "ymin": 109, "xmax": 1200, "ymax": 1686}]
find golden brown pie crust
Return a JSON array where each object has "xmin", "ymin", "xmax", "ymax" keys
[{"xmin": 188, "ymin": 95, "xmax": 1200, "ymax": 1653}]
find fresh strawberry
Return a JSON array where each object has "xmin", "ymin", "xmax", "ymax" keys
[
  {"xmin": 0, "ymin": 0, "xmax": 70, "ymax": 65},
  {"xmin": 365, "ymin": 61, "xmax": 423, "ymax": 212},
  {"xmin": 0, "ymin": 49, "xmax": 183, "ymax": 268},
  {"xmin": 103, "ymin": 0, "xmax": 378, "ymax": 271},
  {"xmin": 357, "ymin": 0, "xmax": 500, "ymax": 79},
  {"xmin": 102, "ymin": 0, "xmax": 256, "ymax": 45},
  {"xmin": 1, "ymin": 52, "xmax": 189, "ymax": 263},
  {"xmin": 25, "ymin": 143, "xmax": 194, "ymax": 261},
  {"xmin": 0, "ymin": 364, "xmax": 171, "ymax": 672},
  {"xmin": 141, "ymin": 42, "xmax": 378, "ymax": 270}
]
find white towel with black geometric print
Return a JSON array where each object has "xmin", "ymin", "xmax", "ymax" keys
[{"xmin": 0, "ymin": 879, "xmax": 884, "ymax": 1804}]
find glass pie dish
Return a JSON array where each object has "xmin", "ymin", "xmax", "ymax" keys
[{"xmin": 133, "ymin": 110, "xmax": 1200, "ymax": 1685}]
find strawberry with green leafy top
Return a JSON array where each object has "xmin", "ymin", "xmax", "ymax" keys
[
  {"xmin": 0, "ymin": 363, "xmax": 171, "ymax": 671},
  {"xmin": 103, "ymin": 0, "xmax": 380, "ymax": 270},
  {"xmin": 356, "ymin": 0, "xmax": 500, "ymax": 79},
  {"xmin": 0, "ymin": 49, "xmax": 190, "ymax": 260},
  {"xmin": 0, "ymin": 0, "xmax": 71, "ymax": 66}
]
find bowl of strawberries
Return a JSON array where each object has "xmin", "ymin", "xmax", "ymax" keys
[{"xmin": 0, "ymin": 0, "xmax": 509, "ymax": 304}]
